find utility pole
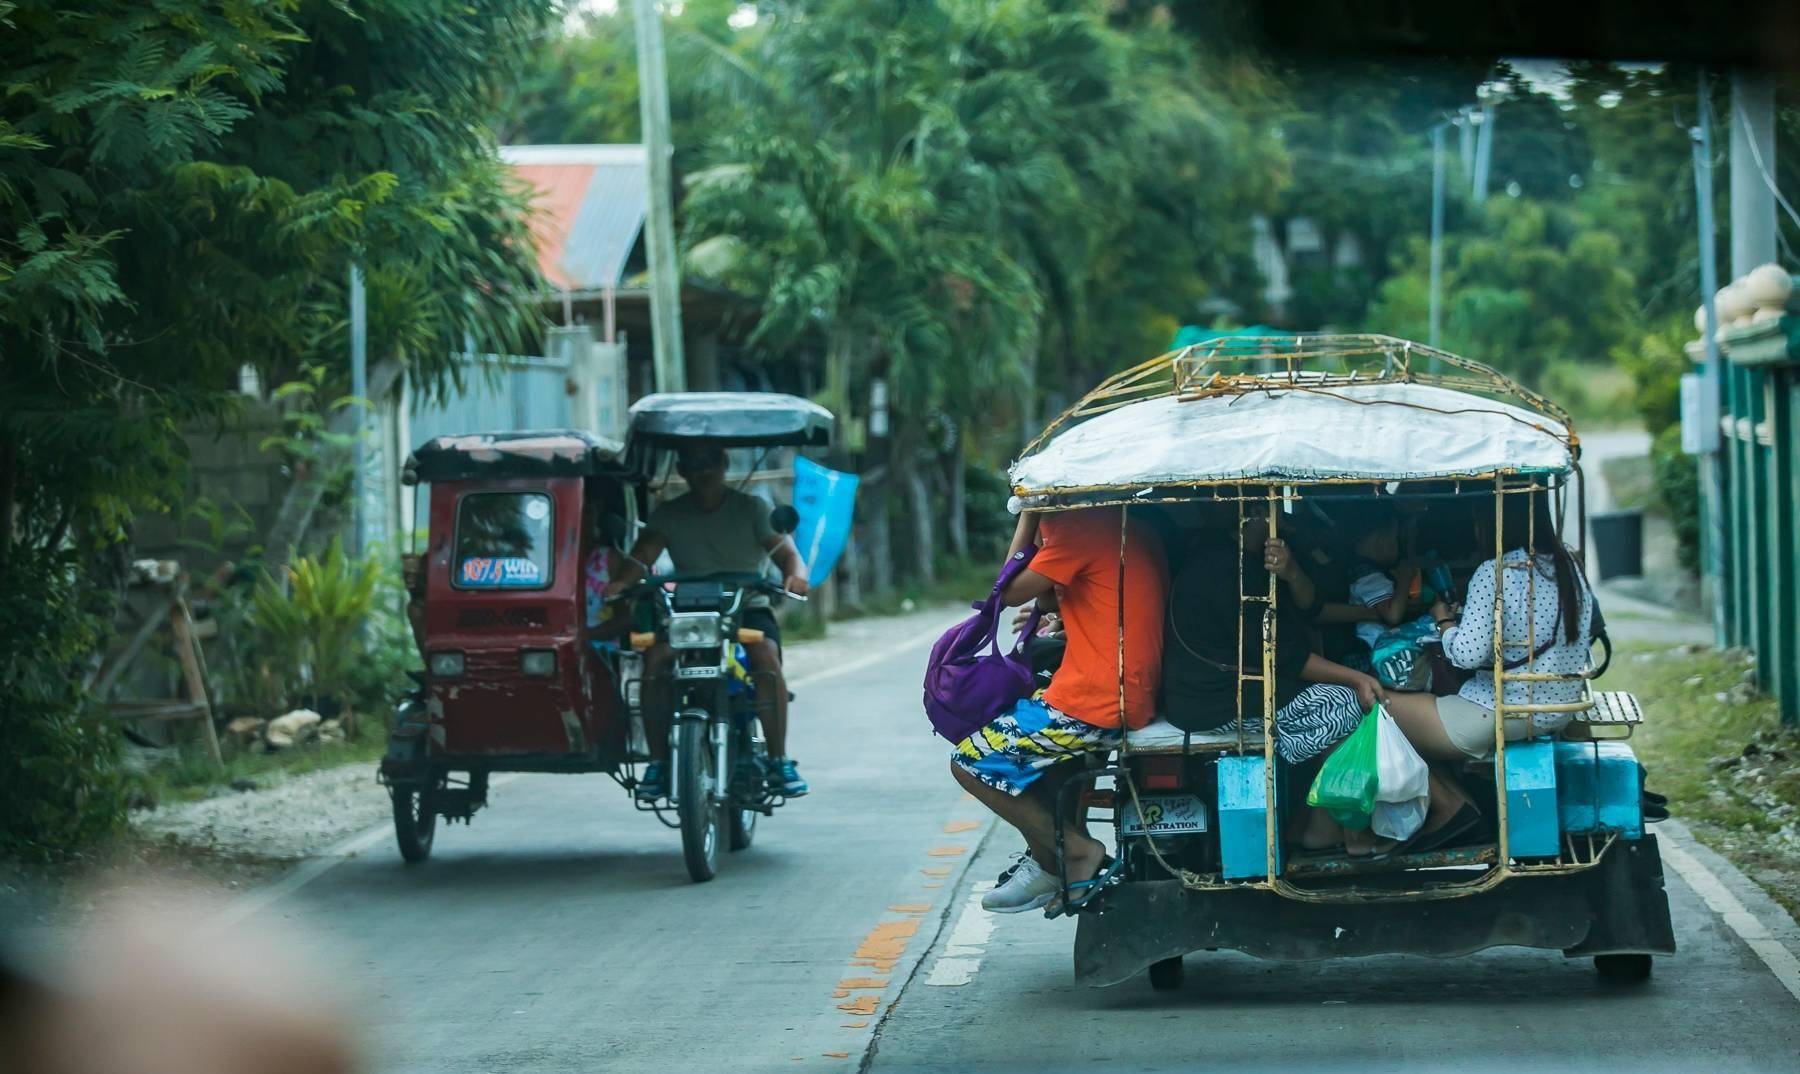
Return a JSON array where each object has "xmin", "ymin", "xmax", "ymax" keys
[
  {"xmin": 1726, "ymin": 68, "xmax": 1777, "ymax": 666},
  {"xmin": 1429, "ymin": 122, "xmax": 1448, "ymax": 351},
  {"xmin": 1692, "ymin": 71, "xmax": 1727, "ymax": 646},
  {"xmin": 1471, "ymin": 101, "xmax": 1496, "ymax": 204},
  {"xmin": 1458, "ymin": 105, "xmax": 1476, "ymax": 178},
  {"xmin": 633, "ymin": 0, "xmax": 685, "ymax": 393},
  {"xmin": 1729, "ymin": 70, "xmax": 1778, "ymax": 274},
  {"xmin": 349, "ymin": 260, "xmax": 369, "ymax": 559}
]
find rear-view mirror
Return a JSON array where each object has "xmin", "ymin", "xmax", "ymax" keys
[{"xmin": 770, "ymin": 505, "xmax": 800, "ymax": 536}]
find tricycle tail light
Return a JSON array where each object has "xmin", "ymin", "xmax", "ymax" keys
[
  {"xmin": 520, "ymin": 649, "xmax": 556, "ymax": 676},
  {"xmin": 429, "ymin": 651, "xmax": 465, "ymax": 678},
  {"xmin": 1136, "ymin": 755, "xmax": 1184, "ymax": 790}
]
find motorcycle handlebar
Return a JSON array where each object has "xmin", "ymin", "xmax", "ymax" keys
[{"xmin": 605, "ymin": 572, "xmax": 804, "ymax": 603}]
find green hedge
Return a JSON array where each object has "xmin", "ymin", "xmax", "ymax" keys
[{"xmin": 1651, "ymin": 423, "xmax": 1701, "ymax": 571}]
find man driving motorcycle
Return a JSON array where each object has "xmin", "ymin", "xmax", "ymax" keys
[{"xmin": 607, "ymin": 440, "xmax": 811, "ymax": 799}]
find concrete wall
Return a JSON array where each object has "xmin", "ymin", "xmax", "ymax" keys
[{"xmin": 134, "ymin": 404, "xmax": 287, "ymax": 573}]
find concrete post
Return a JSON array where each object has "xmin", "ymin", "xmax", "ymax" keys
[
  {"xmin": 551, "ymin": 324, "xmax": 601, "ymax": 434},
  {"xmin": 1729, "ymin": 69, "xmax": 1778, "ymax": 669},
  {"xmin": 1693, "ymin": 71, "xmax": 1729, "ymax": 647},
  {"xmin": 632, "ymin": 0, "xmax": 686, "ymax": 393},
  {"xmin": 1729, "ymin": 70, "xmax": 1778, "ymax": 275}
]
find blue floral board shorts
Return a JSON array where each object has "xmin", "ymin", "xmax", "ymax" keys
[{"xmin": 952, "ymin": 697, "xmax": 1121, "ymax": 797}]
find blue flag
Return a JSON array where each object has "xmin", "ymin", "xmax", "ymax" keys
[{"xmin": 792, "ymin": 457, "xmax": 859, "ymax": 581}]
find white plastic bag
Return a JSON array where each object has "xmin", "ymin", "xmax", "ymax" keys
[{"xmin": 1370, "ymin": 707, "xmax": 1431, "ymax": 841}]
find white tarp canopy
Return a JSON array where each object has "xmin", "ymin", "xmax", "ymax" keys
[{"xmin": 1011, "ymin": 382, "xmax": 1573, "ymax": 495}]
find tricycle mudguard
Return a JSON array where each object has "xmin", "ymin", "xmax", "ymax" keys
[
  {"xmin": 1073, "ymin": 836, "xmax": 1676, "ymax": 986},
  {"xmin": 379, "ymin": 695, "xmax": 433, "ymax": 786}
]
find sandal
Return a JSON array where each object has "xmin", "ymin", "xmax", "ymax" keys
[
  {"xmin": 1403, "ymin": 803, "xmax": 1483, "ymax": 855},
  {"xmin": 1042, "ymin": 855, "xmax": 1123, "ymax": 919}
]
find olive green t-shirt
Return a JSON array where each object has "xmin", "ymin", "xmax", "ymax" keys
[{"xmin": 647, "ymin": 489, "xmax": 778, "ymax": 606}]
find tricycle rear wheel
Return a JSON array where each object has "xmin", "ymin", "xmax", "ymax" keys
[
  {"xmin": 1594, "ymin": 953, "xmax": 1653, "ymax": 982},
  {"xmin": 392, "ymin": 787, "xmax": 436, "ymax": 863},
  {"xmin": 1148, "ymin": 956, "xmax": 1184, "ymax": 991},
  {"xmin": 677, "ymin": 718, "xmax": 721, "ymax": 882}
]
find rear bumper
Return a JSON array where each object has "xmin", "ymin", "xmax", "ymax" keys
[
  {"xmin": 380, "ymin": 751, "xmax": 621, "ymax": 780},
  {"xmin": 1073, "ymin": 836, "xmax": 1676, "ymax": 986}
]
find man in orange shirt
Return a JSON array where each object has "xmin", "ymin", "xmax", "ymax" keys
[{"xmin": 950, "ymin": 507, "xmax": 1167, "ymax": 915}]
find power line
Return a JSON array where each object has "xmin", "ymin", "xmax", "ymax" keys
[{"xmin": 1733, "ymin": 99, "xmax": 1800, "ymax": 240}]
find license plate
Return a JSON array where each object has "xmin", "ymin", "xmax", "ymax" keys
[{"xmin": 1123, "ymin": 794, "xmax": 1209, "ymax": 836}]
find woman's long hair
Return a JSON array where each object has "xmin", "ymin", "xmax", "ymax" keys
[{"xmin": 1487, "ymin": 490, "xmax": 1585, "ymax": 642}]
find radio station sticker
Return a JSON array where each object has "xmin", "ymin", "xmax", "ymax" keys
[
  {"xmin": 1122, "ymin": 794, "xmax": 1209, "ymax": 836},
  {"xmin": 459, "ymin": 556, "xmax": 545, "ymax": 588}
]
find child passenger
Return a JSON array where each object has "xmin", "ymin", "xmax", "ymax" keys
[{"xmin": 1343, "ymin": 507, "xmax": 1439, "ymax": 690}]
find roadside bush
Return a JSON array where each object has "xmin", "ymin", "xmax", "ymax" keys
[
  {"xmin": 0, "ymin": 547, "xmax": 127, "ymax": 860},
  {"xmin": 1651, "ymin": 423, "xmax": 1701, "ymax": 570},
  {"xmin": 1615, "ymin": 316, "xmax": 1690, "ymax": 436},
  {"xmin": 245, "ymin": 538, "xmax": 386, "ymax": 730}
]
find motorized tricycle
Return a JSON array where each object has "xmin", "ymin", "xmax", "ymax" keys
[
  {"xmin": 1010, "ymin": 335, "xmax": 1676, "ymax": 989},
  {"xmin": 379, "ymin": 392, "xmax": 833, "ymax": 883}
]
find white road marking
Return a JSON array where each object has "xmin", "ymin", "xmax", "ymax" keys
[
  {"xmin": 788, "ymin": 623, "xmax": 947, "ymax": 690},
  {"xmin": 924, "ymin": 882, "xmax": 997, "ymax": 987},
  {"xmin": 1661, "ymin": 833, "xmax": 1800, "ymax": 1005}
]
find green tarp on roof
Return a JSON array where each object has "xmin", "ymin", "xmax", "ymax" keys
[{"xmin": 1169, "ymin": 324, "xmax": 1280, "ymax": 349}]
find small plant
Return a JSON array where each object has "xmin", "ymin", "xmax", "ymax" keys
[{"xmin": 248, "ymin": 538, "xmax": 380, "ymax": 734}]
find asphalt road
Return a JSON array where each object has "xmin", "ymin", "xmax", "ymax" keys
[{"xmin": 251, "ymin": 613, "xmax": 1800, "ymax": 1074}]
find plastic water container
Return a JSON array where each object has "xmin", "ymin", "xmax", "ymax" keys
[
  {"xmin": 1555, "ymin": 740, "xmax": 1644, "ymax": 839},
  {"xmin": 1218, "ymin": 755, "xmax": 1281, "ymax": 880},
  {"xmin": 1503, "ymin": 739, "xmax": 1561, "ymax": 858}
]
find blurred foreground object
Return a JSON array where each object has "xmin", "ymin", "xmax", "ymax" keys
[{"xmin": 1, "ymin": 887, "xmax": 358, "ymax": 1074}]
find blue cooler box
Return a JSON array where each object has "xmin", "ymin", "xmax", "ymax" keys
[
  {"xmin": 1218, "ymin": 755, "xmax": 1282, "ymax": 880},
  {"xmin": 1503, "ymin": 739, "xmax": 1562, "ymax": 857},
  {"xmin": 1554, "ymin": 740, "xmax": 1644, "ymax": 839}
]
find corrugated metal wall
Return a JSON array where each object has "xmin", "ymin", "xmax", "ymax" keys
[{"xmin": 408, "ymin": 353, "xmax": 573, "ymax": 445}]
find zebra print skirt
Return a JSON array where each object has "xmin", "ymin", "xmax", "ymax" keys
[{"xmin": 1217, "ymin": 683, "xmax": 1363, "ymax": 764}]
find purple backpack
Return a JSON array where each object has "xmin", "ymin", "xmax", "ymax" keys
[{"xmin": 922, "ymin": 548, "xmax": 1043, "ymax": 742}]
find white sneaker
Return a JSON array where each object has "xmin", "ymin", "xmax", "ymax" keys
[{"xmin": 980, "ymin": 855, "xmax": 1059, "ymax": 914}]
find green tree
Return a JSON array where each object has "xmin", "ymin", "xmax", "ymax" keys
[
  {"xmin": 1365, "ymin": 197, "xmax": 1638, "ymax": 385},
  {"xmin": 676, "ymin": 0, "xmax": 1283, "ymax": 587},
  {"xmin": 1261, "ymin": 58, "xmax": 1493, "ymax": 329},
  {"xmin": 1, "ymin": 0, "xmax": 552, "ymax": 857}
]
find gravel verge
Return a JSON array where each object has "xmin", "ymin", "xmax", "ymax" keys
[{"xmin": 126, "ymin": 603, "xmax": 964, "ymax": 866}]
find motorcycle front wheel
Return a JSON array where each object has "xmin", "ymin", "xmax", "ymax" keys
[{"xmin": 677, "ymin": 718, "xmax": 721, "ymax": 882}]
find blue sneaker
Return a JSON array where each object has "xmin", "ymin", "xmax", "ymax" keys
[
  {"xmin": 635, "ymin": 761, "xmax": 669, "ymax": 800},
  {"xmin": 770, "ymin": 758, "xmax": 808, "ymax": 797}
]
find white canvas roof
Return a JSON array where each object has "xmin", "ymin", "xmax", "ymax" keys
[{"xmin": 1011, "ymin": 382, "xmax": 1573, "ymax": 495}]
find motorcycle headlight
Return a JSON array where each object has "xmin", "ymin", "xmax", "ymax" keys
[
  {"xmin": 428, "ymin": 651, "xmax": 465, "ymax": 678},
  {"xmin": 520, "ymin": 649, "xmax": 556, "ymax": 676},
  {"xmin": 667, "ymin": 612, "xmax": 722, "ymax": 649}
]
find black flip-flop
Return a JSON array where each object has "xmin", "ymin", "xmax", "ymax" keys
[
  {"xmin": 1043, "ymin": 855, "xmax": 1123, "ymax": 919},
  {"xmin": 1403, "ymin": 803, "xmax": 1484, "ymax": 855}
]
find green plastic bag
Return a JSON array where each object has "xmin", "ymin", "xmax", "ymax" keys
[{"xmin": 1305, "ymin": 706, "xmax": 1380, "ymax": 830}]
